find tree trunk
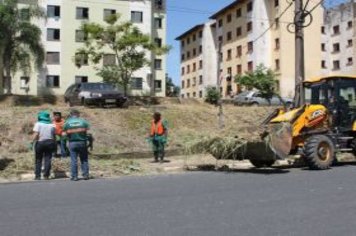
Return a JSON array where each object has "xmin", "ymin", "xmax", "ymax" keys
[
  {"xmin": 0, "ymin": 47, "xmax": 4, "ymax": 95},
  {"xmin": 4, "ymin": 60, "xmax": 12, "ymax": 95}
]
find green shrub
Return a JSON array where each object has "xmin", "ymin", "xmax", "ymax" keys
[{"xmin": 204, "ymin": 86, "xmax": 220, "ymax": 105}]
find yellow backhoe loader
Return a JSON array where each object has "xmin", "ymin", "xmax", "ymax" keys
[{"xmin": 249, "ymin": 75, "xmax": 356, "ymax": 170}]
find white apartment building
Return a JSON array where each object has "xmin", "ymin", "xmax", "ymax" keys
[
  {"xmin": 321, "ymin": 1, "xmax": 356, "ymax": 76},
  {"xmin": 12, "ymin": 0, "xmax": 167, "ymax": 96}
]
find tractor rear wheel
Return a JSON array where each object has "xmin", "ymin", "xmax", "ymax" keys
[
  {"xmin": 250, "ymin": 159, "xmax": 276, "ymax": 168},
  {"xmin": 303, "ymin": 135, "xmax": 335, "ymax": 170}
]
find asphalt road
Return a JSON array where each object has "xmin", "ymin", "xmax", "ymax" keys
[{"xmin": 1, "ymin": 165, "xmax": 356, "ymax": 236}]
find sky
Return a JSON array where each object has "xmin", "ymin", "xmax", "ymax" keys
[
  {"xmin": 166, "ymin": 0, "xmax": 234, "ymax": 85},
  {"xmin": 165, "ymin": 0, "xmax": 347, "ymax": 86}
]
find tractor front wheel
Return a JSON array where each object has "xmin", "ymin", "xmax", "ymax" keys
[
  {"xmin": 303, "ymin": 135, "xmax": 335, "ymax": 170},
  {"xmin": 250, "ymin": 159, "xmax": 276, "ymax": 168}
]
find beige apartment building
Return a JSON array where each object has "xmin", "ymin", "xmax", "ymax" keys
[
  {"xmin": 321, "ymin": 1, "xmax": 356, "ymax": 76},
  {"xmin": 10, "ymin": 0, "xmax": 167, "ymax": 97},
  {"xmin": 177, "ymin": 0, "xmax": 323, "ymax": 99}
]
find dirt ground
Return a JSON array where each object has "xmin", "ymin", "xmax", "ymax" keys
[{"xmin": 0, "ymin": 100, "xmax": 276, "ymax": 181}]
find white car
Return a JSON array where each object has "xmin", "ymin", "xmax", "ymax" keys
[{"xmin": 233, "ymin": 91, "xmax": 293, "ymax": 106}]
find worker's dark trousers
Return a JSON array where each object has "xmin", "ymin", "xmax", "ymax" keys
[
  {"xmin": 35, "ymin": 140, "xmax": 56, "ymax": 178},
  {"xmin": 152, "ymin": 140, "xmax": 165, "ymax": 161}
]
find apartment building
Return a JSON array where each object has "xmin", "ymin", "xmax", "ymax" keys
[
  {"xmin": 177, "ymin": 0, "xmax": 323, "ymax": 99},
  {"xmin": 12, "ymin": 0, "xmax": 167, "ymax": 96},
  {"xmin": 321, "ymin": 1, "xmax": 356, "ymax": 76},
  {"xmin": 175, "ymin": 21, "xmax": 217, "ymax": 98}
]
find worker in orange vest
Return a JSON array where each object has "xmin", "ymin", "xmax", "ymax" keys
[
  {"xmin": 53, "ymin": 112, "xmax": 68, "ymax": 158},
  {"xmin": 149, "ymin": 112, "xmax": 168, "ymax": 163}
]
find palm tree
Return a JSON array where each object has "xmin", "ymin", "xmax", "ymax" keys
[{"xmin": 0, "ymin": 0, "xmax": 45, "ymax": 94}]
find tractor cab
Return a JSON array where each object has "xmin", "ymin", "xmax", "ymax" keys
[{"xmin": 304, "ymin": 76, "xmax": 356, "ymax": 131}]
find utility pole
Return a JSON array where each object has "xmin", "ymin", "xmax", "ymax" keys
[
  {"xmin": 294, "ymin": 0, "xmax": 305, "ymax": 107},
  {"xmin": 217, "ymin": 40, "xmax": 224, "ymax": 129}
]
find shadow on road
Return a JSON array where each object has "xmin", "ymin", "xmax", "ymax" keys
[{"xmin": 188, "ymin": 164, "xmax": 290, "ymax": 175}]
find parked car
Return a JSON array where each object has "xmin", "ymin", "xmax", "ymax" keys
[
  {"xmin": 233, "ymin": 90, "xmax": 293, "ymax": 106},
  {"xmin": 64, "ymin": 82, "xmax": 127, "ymax": 107}
]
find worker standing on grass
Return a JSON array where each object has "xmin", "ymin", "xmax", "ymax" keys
[
  {"xmin": 53, "ymin": 112, "xmax": 67, "ymax": 158},
  {"xmin": 32, "ymin": 111, "xmax": 56, "ymax": 180},
  {"xmin": 62, "ymin": 109, "xmax": 90, "ymax": 181},
  {"xmin": 149, "ymin": 112, "xmax": 168, "ymax": 163}
]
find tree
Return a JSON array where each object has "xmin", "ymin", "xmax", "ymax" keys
[
  {"xmin": 205, "ymin": 86, "xmax": 220, "ymax": 105},
  {"xmin": 165, "ymin": 74, "xmax": 180, "ymax": 97},
  {"xmin": 235, "ymin": 64, "xmax": 278, "ymax": 102},
  {"xmin": 0, "ymin": 0, "xmax": 45, "ymax": 94},
  {"xmin": 75, "ymin": 14, "xmax": 169, "ymax": 96}
]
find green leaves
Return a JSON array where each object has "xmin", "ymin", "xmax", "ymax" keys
[
  {"xmin": 76, "ymin": 14, "xmax": 170, "ymax": 96},
  {"xmin": 235, "ymin": 64, "xmax": 278, "ymax": 100}
]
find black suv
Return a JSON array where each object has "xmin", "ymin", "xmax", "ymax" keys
[{"xmin": 64, "ymin": 83, "xmax": 127, "ymax": 107}]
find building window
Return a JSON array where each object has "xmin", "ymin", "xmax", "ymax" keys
[
  {"xmin": 187, "ymin": 65, "xmax": 190, "ymax": 73},
  {"xmin": 247, "ymin": 2, "xmax": 253, "ymax": 12},
  {"xmin": 154, "ymin": 59, "xmax": 162, "ymax": 70},
  {"xmin": 154, "ymin": 80, "xmax": 162, "ymax": 92},
  {"xmin": 75, "ymin": 30, "xmax": 87, "ymax": 42},
  {"xmin": 131, "ymin": 11, "xmax": 143, "ymax": 23},
  {"xmin": 247, "ymin": 41, "xmax": 253, "ymax": 53},
  {"xmin": 75, "ymin": 53, "xmax": 88, "ymax": 66},
  {"xmin": 192, "ymin": 34, "xmax": 196, "ymax": 42},
  {"xmin": 275, "ymin": 59, "xmax": 280, "ymax": 71},
  {"xmin": 332, "ymin": 43, "xmax": 340, "ymax": 53},
  {"xmin": 193, "ymin": 48, "xmax": 196, "ymax": 56},
  {"xmin": 193, "ymin": 63, "xmax": 196, "ymax": 72},
  {"xmin": 20, "ymin": 77, "xmax": 29, "ymax": 89},
  {"xmin": 46, "ymin": 52, "xmax": 60, "ymax": 65},
  {"xmin": 347, "ymin": 57, "xmax": 353, "ymax": 66},
  {"xmin": 181, "ymin": 54, "xmax": 185, "ymax": 61},
  {"xmin": 182, "ymin": 81, "xmax": 185, "ymax": 89},
  {"xmin": 227, "ymin": 49, "xmax": 232, "ymax": 61},
  {"xmin": 333, "ymin": 60, "xmax": 340, "ymax": 70},
  {"xmin": 237, "ymin": 64, "xmax": 242, "ymax": 74},
  {"xmin": 199, "ymin": 75, "xmax": 203, "ymax": 84},
  {"xmin": 199, "ymin": 45, "xmax": 202, "ymax": 53},
  {"xmin": 154, "ymin": 38, "xmax": 162, "ymax": 47},
  {"xmin": 218, "ymin": 36, "xmax": 223, "ymax": 42},
  {"xmin": 154, "ymin": 17, "xmax": 162, "ymax": 28},
  {"xmin": 47, "ymin": 5, "xmax": 60, "ymax": 18},
  {"xmin": 154, "ymin": 0, "xmax": 164, "ymax": 10},
  {"xmin": 227, "ymin": 14, "xmax": 232, "ymax": 23},
  {"xmin": 187, "ymin": 37, "xmax": 190, "ymax": 44},
  {"xmin": 236, "ymin": 27, "xmax": 242, "ymax": 37},
  {"xmin": 199, "ymin": 31, "xmax": 203, "ymax": 38},
  {"xmin": 46, "ymin": 75, "xmax": 60, "ymax": 88},
  {"xmin": 181, "ymin": 41, "xmax": 185, "ymax": 48},
  {"xmin": 321, "ymin": 43, "xmax": 326, "ymax": 51},
  {"xmin": 199, "ymin": 90, "xmax": 203, "ymax": 98},
  {"xmin": 227, "ymin": 31, "xmax": 232, "ymax": 41},
  {"xmin": 193, "ymin": 92, "xmax": 196, "ymax": 97},
  {"xmin": 274, "ymin": 0, "xmax": 279, "ymax": 7},
  {"xmin": 76, "ymin": 7, "xmax": 89, "ymax": 19},
  {"xmin": 247, "ymin": 61, "xmax": 253, "ymax": 72},
  {"xmin": 181, "ymin": 67, "xmax": 185, "ymax": 75},
  {"xmin": 75, "ymin": 76, "xmax": 88, "ymax": 84},
  {"xmin": 131, "ymin": 77, "xmax": 143, "ymax": 90},
  {"xmin": 199, "ymin": 60, "xmax": 203, "ymax": 69},
  {"xmin": 104, "ymin": 9, "xmax": 116, "ymax": 20},
  {"xmin": 247, "ymin": 21, "xmax": 252, "ymax": 32},
  {"xmin": 47, "ymin": 28, "xmax": 60, "ymax": 41},
  {"xmin": 275, "ymin": 18, "xmax": 280, "ymax": 29},
  {"xmin": 347, "ymin": 21, "xmax": 353, "ymax": 29},
  {"xmin": 103, "ymin": 54, "xmax": 116, "ymax": 66},
  {"xmin": 187, "ymin": 51, "xmax": 190, "ymax": 59},
  {"xmin": 218, "ymin": 19, "xmax": 223, "ymax": 27},
  {"xmin": 321, "ymin": 60, "xmax": 326, "ymax": 69},
  {"xmin": 193, "ymin": 77, "xmax": 196, "ymax": 86},
  {"xmin": 321, "ymin": 26, "xmax": 325, "ymax": 34},
  {"xmin": 187, "ymin": 79, "xmax": 190, "ymax": 88},
  {"xmin": 347, "ymin": 39, "xmax": 353, "ymax": 47},
  {"xmin": 236, "ymin": 8, "xmax": 241, "ymax": 18},
  {"xmin": 236, "ymin": 45, "xmax": 242, "ymax": 57},
  {"xmin": 275, "ymin": 38, "xmax": 280, "ymax": 50},
  {"xmin": 227, "ymin": 67, "xmax": 232, "ymax": 76},
  {"xmin": 333, "ymin": 25, "xmax": 340, "ymax": 35}
]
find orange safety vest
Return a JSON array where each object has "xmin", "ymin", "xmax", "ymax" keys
[
  {"xmin": 150, "ymin": 120, "xmax": 165, "ymax": 136},
  {"xmin": 53, "ymin": 119, "xmax": 65, "ymax": 136}
]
